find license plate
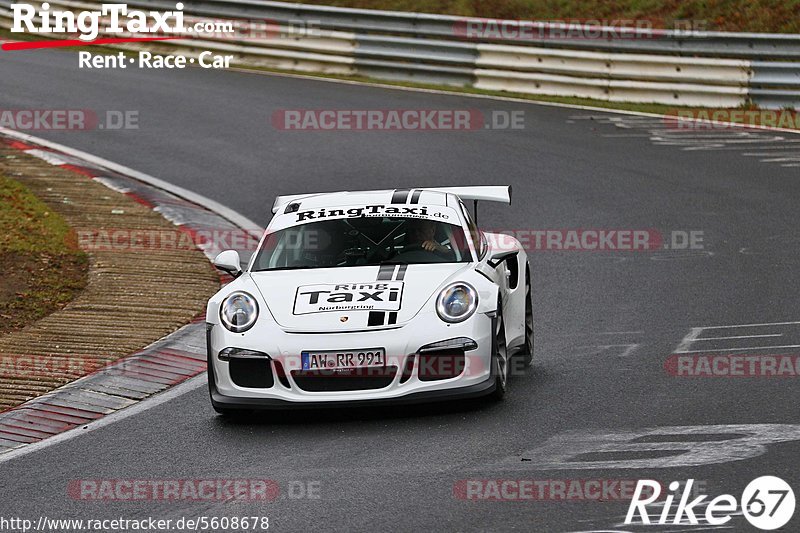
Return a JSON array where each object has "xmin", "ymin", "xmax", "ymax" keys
[{"xmin": 301, "ymin": 349, "xmax": 386, "ymax": 371}]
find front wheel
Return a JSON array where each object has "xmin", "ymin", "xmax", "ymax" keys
[
  {"xmin": 522, "ymin": 267, "xmax": 534, "ymax": 367},
  {"xmin": 212, "ymin": 402, "xmax": 256, "ymax": 419},
  {"xmin": 490, "ymin": 306, "xmax": 509, "ymax": 401},
  {"xmin": 212, "ymin": 403, "xmax": 236, "ymax": 416}
]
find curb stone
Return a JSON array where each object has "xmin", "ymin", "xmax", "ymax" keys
[{"xmin": 0, "ymin": 135, "xmax": 261, "ymax": 453}]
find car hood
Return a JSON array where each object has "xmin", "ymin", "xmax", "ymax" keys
[{"xmin": 249, "ymin": 263, "xmax": 470, "ymax": 332}]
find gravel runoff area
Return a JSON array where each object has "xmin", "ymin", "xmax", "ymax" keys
[{"xmin": 0, "ymin": 141, "xmax": 220, "ymax": 410}]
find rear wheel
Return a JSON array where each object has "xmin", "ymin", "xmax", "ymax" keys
[
  {"xmin": 522, "ymin": 268, "xmax": 534, "ymax": 367},
  {"xmin": 490, "ymin": 305, "xmax": 509, "ymax": 401}
]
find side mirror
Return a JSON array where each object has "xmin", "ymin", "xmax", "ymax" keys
[
  {"xmin": 487, "ymin": 249, "xmax": 518, "ymax": 268},
  {"xmin": 213, "ymin": 250, "xmax": 243, "ymax": 278}
]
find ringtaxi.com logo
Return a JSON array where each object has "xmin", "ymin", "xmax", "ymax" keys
[
  {"xmin": 10, "ymin": 2, "xmax": 228, "ymax": 41},
  {"xmin": 626, "ymin": 477, "xmax": 795, "ymax": 530}
]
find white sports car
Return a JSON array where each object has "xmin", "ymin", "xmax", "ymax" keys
[{"xmin": 206, "ymin": 186, "xmax": 533, "ymax": 414}]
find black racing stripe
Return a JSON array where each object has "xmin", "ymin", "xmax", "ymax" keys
[
  {"xmin": 368, "ymin": 311, "xmax": 385, "ymax": 327},
  {"xmin": 391, "ymin": 188, "xmax": 410, "ymax": 204},
  {"xmin": 395, "ymin": 264, "xmax": 407, "ymax": 280},
  {"xmin": 377, "ymin": 264, "xmax": 395, "ymax": 280},
  {"xmin": 409, "ymin": 190, "xmax": 422, "ymax": 204}
]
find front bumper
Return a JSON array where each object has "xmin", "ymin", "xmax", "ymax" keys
[
  {"xmin": 206, "ymin": 310, "xmax": 496, "ymax": 410},
  {"xmin": 208, "ymin": 375, "xmax": 496, "ymax": 410}
]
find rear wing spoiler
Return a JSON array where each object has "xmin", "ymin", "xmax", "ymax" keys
[
  {"xmin": 271, "ymin": 186, "xmax": 511, "ymax": 214},
  {"xmin": 429, "ymin": 186, "xmax": 511, "ymax": 205},
  {"xmin": 433, "ymin": 186, "xmax": 511, "ymax": 225}
]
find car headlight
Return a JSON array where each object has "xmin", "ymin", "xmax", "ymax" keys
[
  {"xmin": 220, "ymin": 291, "xmax": 259, "ymax": 332},
  {"xmin": 436, "ymin": 283, "xmax": 478, "ymax": 323}
]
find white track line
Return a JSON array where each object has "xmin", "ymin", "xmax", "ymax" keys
[
  {"xmin": 699, "ymin": 320, "xmax": 800, "ymax": 329},
  {"xmin": 675, "ymin": 344, "xmax": 800, "ymax": 354},
  {"xmin": 694, "ymin": 334, "xmax": 783, "ymax": 341},
  {"xmin": 743, "ymin": 152, "xmax": 800, "ymax": 156},
  {"xmin": 675, "ymin": 327, "xmax": 703, "ymax": 353}
]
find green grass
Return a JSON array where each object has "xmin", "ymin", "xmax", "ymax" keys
[
  {"xmin": 0, "ymin": 176, "xmax": 79, "ymax": 253},
  {"xmin": 0, "ymin": 174, "xmax": 88, "ymax": 333}
]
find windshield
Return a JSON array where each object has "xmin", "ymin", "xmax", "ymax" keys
[{"xmin": 252, "ymin": 216, "xmax": 472, "ymax": 271}]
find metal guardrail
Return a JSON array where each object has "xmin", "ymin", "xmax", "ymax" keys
[
  {"xmin": 41, "ymin": 0, "xmax": 800, "ymax": 59},
  {"xmin": 1, "ymin": 0, "xmax": 798, "ymax": 108}
]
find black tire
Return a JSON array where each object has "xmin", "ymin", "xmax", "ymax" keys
[
  {"xmin": 522, "ymin": 267, "xmax": 534, "ymax": 367},
  {"xmin": 490, "ymin": 305, "xmax": 509, "ymax": 401}
]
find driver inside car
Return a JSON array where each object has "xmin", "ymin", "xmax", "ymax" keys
[{"xmin": 402, "ymin": 219, "xmax": 451, "ymax": 256}]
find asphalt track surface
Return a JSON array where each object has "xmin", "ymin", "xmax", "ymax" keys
[{"xmin": 1, "ymin": 48, "xmax": 799, "ymax": 532}]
